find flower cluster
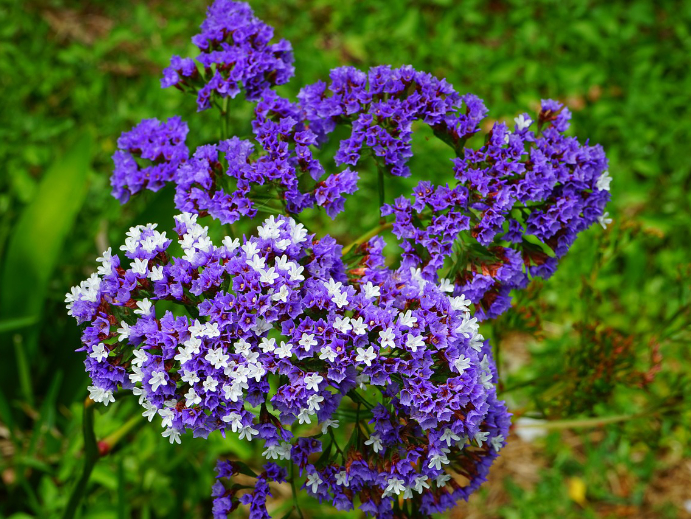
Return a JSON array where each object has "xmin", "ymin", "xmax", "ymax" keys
[
  {"xmin": 67, "ymin": 214, "xmax": 509, "ymax": 517},
  {"xmin": 384, "ymin": 101, "xmax": 611, "ymax": 319},
  {"xmin": 161, "ymin": 0, "xmax": 294, "ymax": 110},
  {"xmin": 110, "ymin": 116, "xmax": 189, "ymax": 203},
  {"xmin": 74, "ymin": 0, "xmax": 614, "ymax": 516}
]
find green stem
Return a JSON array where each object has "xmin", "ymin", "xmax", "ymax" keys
[
  {"xmin": 289, "ymin": 463, "xmax": 304, "ymax": 519},
  {"xmin": 220, "ymin": 97, "xmax": 229, "ymax": 140},
  {"xmin": 13, "ymin": 333, "xmax": 33, "ymax": 407},
  {"xmin": 377, "ymin": 163, "xmax": 386, "ymax": 224},
  {"xmin": 61, "ymin": 402, "xmax": 99, "ymax": 519},
  {"xmin": 342, "ymin": 221, "xmax": 393, "ymax": 256},
  {"xmin": 328, "ymin": 429, "xmax": 345, "ymax": 462},
  {"xmin": 101, "ymin": 414, "xmax": 143, "ymax": 451}
]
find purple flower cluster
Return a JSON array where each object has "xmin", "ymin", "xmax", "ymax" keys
[
  {"xmin": 110, "ymin": 116, "xmax": 189, "ymax": 203},
  {"xmin": 172, "ymin": 91, "xmax": 360, "ymax": 223},
  {"xmin": 66, "ymin": 213, "xmax": 509, "ymax": 517},
  {"xmin": 383, "ymin": 100, "xmax": 611, "ymax": 319},
  {"xmin": 161, "ymin": 0, "xmax": 294, "ymax": 110},
  {"xmin": 87, "ymin": 1, "xmax": 614, "ymax": 516},
  {"xmin": 298, "ymin": 65, "xmax": 486, "ymax": 179}
]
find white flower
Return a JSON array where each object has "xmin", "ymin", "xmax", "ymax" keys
[
  {"xmin": 304, "ymin": 373, "xmax": 323, "ymax": 392},
  {"xmin": 260, "ymin": 337, "xmax": 276, "ymax": 353},
  {"xmin": 456, "ymin": 315, "xmax": 479, "ymax": 337},
  {"xmin": 596, "ymin": 170, "xmax": 612, "ymax": 191},
  {"xmin": 319, "ymin": 346, "xmax": 337, "ymax": 362},
  {"xmin": 222, "ymin": 236, "xmax": 240, "ymax": 253},
  {"xmin": 405, "ymin": 333, "xmax": 425, "ymax": 352},
  {"xmin": 184, "ymin": 336, "xmax": 202, "ymax": 354},
  {"xmin": 355, "ymin": 346, "xmax": 377, "ymax": 366},
  {"xmin": 203, "ymin": 377, "xmax": 218, "ymax": 393},
  {"xmin": 413, "ymin": 475, "xmax": 429, "ymax": 493},
  {"xmin": 259, "ymin": 267, "xmax": 279, "ymax": 285},
  {"xmin": 469, "ymin": 331, "xmax": 485, "ymax": 352},
  {"xmin": 428, "ymin": 449, "xmax": 450, "ymax": 470},
  {"xmin": 129, "ymin": 367, "xmax": 143, "ymax": 384},
  {"xmin": 490, "ymin": 434, "xmax": 505, "ymax": 452},
  {"xmin": 321, "ymin": 419, "xmax": 339, "ymax": 434},
  {"xmin": 222, "ymin": 412, "xmax": 243, "ymax": 432},
  {"xmin": 205, "ymin": 347, "xmax": 229, "ymax": 369},
  {"xmin": 307, "ymin": 394, "xmax": 324, "ymax": 412},
  {"xmin": 89, "ymin": 342, "xmax": 108, "ymax": 363},
  {"xmin": 275, "ymin": 341, "xmax": 293, "ymax": 359},
  {"xmin": 202, "ymin": 322, "xmax": 220, "ymax": 338},
  {"xmin": 142, "ymin": 400, "xmax": 158, "ymax": 421},
  {"xmin": 306, "ymin": 472, "xmax": 322, "ymax": 493},
  {"xmin": 333, "ymin": 316, "xmax": 352, "ymax": 333},
  {"xmin": 454, "ymin": 354, "xmax": 471, "ymax": 374},
  {"xmin": 351, "ymin": 317, "xmax": 367, "ymax": 335},
  {"xmin": 149, "ymin": 371, "xmax": 168, "ymax": 392},
  {"xmin": 362, "ymin": 281, "xmax": 380, "ymax": 299},
  {"xmin": 288, "ymin": 263, "xmax": 305, "ymax": 282},
  {"xmin": 598, "ymin": 212, "xmax": 613, "ymax": 229},
  {"xmin": 185, "ymin": 387, "xmax": 201, "ymax": 407},
  {"xmin": 435, "ymin": 473, "xmax": 452, "ymax": 487},
  {"xmin": 88, "ymin": 385, "xmax": 115, "ymax": 406},
  {"xmin": 335, "ymin": 470, "xmax": 349, "ymax": 487},
  {"xmin": 504, "ymin": 133, "xmax": 511, "ymax": 144},
  {"xmin": 289, "ymin": 220, "xmax": 308, "ymax": 244},
  {"xmin": 95, "ymin": 247, "xmax": 113, "ymax": 276},
  {"xmin": 474, "ymin": 431, "xmax": 490, "ymax": 447},
  {"xmin": 356, "ymin": 373, "xmax": 369, "ymax": 390},
  {"xmin": 297, "ymin": 408, "xmax": 312, "ymax": 425},
  {"xmin": 299, "ymin": 333, "xmax": 318, "ymax": 351},
  {"xmin": 134, "ymin": 298, "xmax": 153, "ymax": 316},
  {"xmin": 131, "ymin": 258, "xmax": 148, "ymax": 276},
  {"xmin": 234, "ymin": 338, "xmax": 252, "ymax": 356},
  {"xmin": 257, "ymin": 215, "xmax": 284, "ymax": 240},
  {"xmin": 262, "ymin": 444, "xmax": 282, "ymax": 460},
  {"xmin": 440, "ymin": 428, "xmax": 461, "ymax": 446},
  {"xmin": 116, "ymin": 322, "xmax": 131, "ymax": 342},
  {"xmin": 323, "ymin": 278, "xmax": 343, "ymax": 296},
  {"xmin": 238, "ymin": 425, "xmax": 259, "ymax": 441},
  {"xmin": 383, "ymin": 477, "xmax": 405, "ymax": 497},
  {"xmin": 379, "ymin": 327, "xmax": 396, "ymax": 349},
  {"xmin": 450, "ymin": 294, "xmax": 471, "ymax": 313},
  {"xmin": 331, "ymin": 291, "xmax": 348, "ymax": 308},
  {"xmin": 161, "ymin": 427, "xmax": 182, "ymax": 444},
  {"xmin": 275, "ymin": 255, "xmax": 290, "ymax": 271},
  {"xmin": 438, "ymin": 278, "xmax": 454, "ymax": 293},
  {"xmin": 159, "ymin": 408, "xmax": 175, "ymax": 428},
  {"xmin": 247, "ymin": 254, "xmax": 266, "ymax": 271},
  {"xmin": 181, "ymin": 370, "xmax": 200, "ymax": 385},
  {"xmin": 271, "ymin": 285, "xmax": 290, "ymax": 303},
  {"xmin": 149, "ymin": 265, "xmax": 164, "ymax": 281},
  {"xmin": 174, "ymin": 347, "xmax": 193, "ymax": 365},
  {"xmin": 398, "ymin": 310, "xmax": 418, "ymax": 328},
  {"xmin": 514, "ymin": 113, "xmax": 533, "ymax": 131},
  {"xmin": 364, "ymin": 433, "xmax": 383, "ymax": 453}
]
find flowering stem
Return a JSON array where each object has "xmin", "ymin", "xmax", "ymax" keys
[
  {"xmin": 220, "ymin": 97, "xmax": 229, "ymax": 140},
  {"xmin": 289, "ymin": 463, "xmax": 304, "ymax": 519},
  {"xmin": 341, "ymin": 221, "xmax": 393, "ymax": 256},
  {"xmin": 61, "ymin": 401, "xmax": 99, "ymax": 519},
  {"xmin": 377, "ymin": 163, "xmax": 386, "ymax": 224},
  {"xmin": 328, "ymin": 429, "xmax": 345, "ymax": 462}
]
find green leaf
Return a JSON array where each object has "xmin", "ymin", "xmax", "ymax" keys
[
  {"xmin": 0, "ymin": 133, "xmax": 93, "ymax": 401},
  {"xmin": 0, "ymin": 315, "xmax": 38, "ymax": 333}
]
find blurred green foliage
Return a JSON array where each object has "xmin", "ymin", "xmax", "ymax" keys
[{"xmin": 1, "ymin": 0, "xmax": 690, "ymax": 517}]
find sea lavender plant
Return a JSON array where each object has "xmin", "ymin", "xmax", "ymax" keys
[{"xmin": 67, "ymin": 1, "xmax": 611, "ymax": 517}]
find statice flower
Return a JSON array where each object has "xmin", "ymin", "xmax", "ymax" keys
[
  {"xmin": 381, "ymin": 100, "xmax": 610, "ymax": 319},
  {"xmin": 161, "ymin": 0, "xmax": 294, "ymax": 110},
  {"xmin": 110, "ymin": 116, "xmax": 189, "ymax": 203},
  {"xmin": 67, "ymin": 213, "xmax": 509, "ymax": 517}
]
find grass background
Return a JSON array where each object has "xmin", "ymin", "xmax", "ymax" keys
[{"xmin": 1, "ymin": 0, "xmax": 690, "ymax": 517}]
